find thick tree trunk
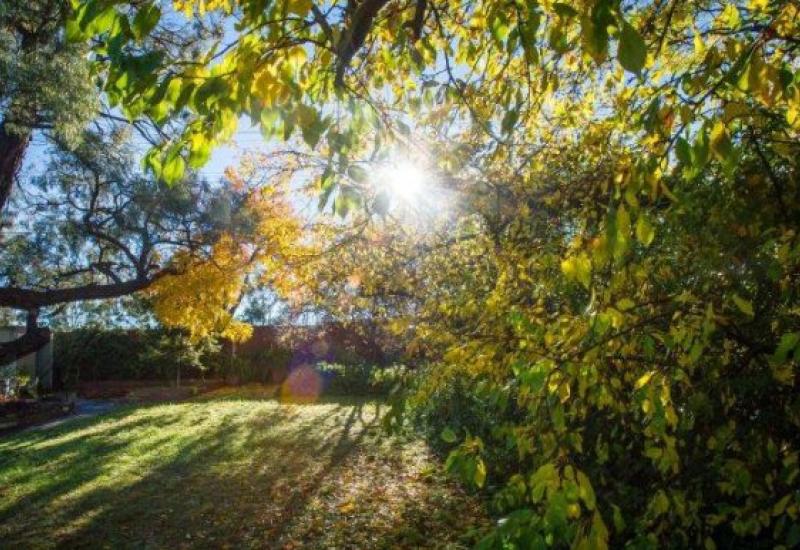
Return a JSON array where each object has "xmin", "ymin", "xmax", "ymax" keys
[
  {"xmin": 0, "ymin": 309, "xmax": 50, "ymax": 368},
  {"xmin": 0, "ymin": 122, "xmax": 31, "ymax": 220}
]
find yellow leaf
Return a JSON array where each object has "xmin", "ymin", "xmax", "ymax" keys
[
  {"xmin": 773, "ymin": 494, "xmax": 793, "ymax": 516},
  {"xmin": 338, "ymin": 500, "xmax": 356, "ymax": 513},
  {"xmin": 634, "ymin": 371, "xmax": 655, "ymax": 390},
  {"xmin": 561, "ymin": 252, "xmax": 592, "ymax": 288},
  {"xmin": 286, "ymin": 0, "xmax": 312, "ymax": 16},
  {"xmin": 710, "ymin": 120, "xmax": 734, "ymax": 164},
  {"xmin": 732, "ymin": 294, "xmax": 754, "ymax": 316},
  {"xmin": 474, "ymin": 457, "xmax": 487, "ymax": 487}
]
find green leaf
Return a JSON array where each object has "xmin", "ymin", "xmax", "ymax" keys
[
  {"xmin": 635, "ymin": 214, "xmax": 655, "ymax": 246},
  {"xmin": 187, "ymin": 135, "xmax": 211, "ymax": 169},
  {"xmin": 612, "ymin": 504, "xmax": 626, "ymax": 532},
  {"xmin": 317, "ymin": 169, "xmax": 336, "ymax": 211},
  {"xmin": 132, "ymin": 3, "xmax": 161, "ymax": 40},
  {"xmin": 576, "ymin": 470, "xmax": 596, "ymax": 510},
  {"xmin": 617, "ymin": 19, "xmax": 646, "ymax": 74},
  {"xmin": 193, "ymin": 77, "xmax": 230, "ymax": 113},
  {"xmin": 772, "ymin": 332, "xmax": 800, "ymax": 363},
  {"xmin": 617, "ymin": 297, "xmax": 636, "ymax": 311},
  {"xmin": 84, "ymin": 4, "xmax": 119, "ymax": 36},
  {"xmin": 530, "ymin": 463, "xmax": 558, "ymax": 502},
  {"xmin": 299, "ymin": 110, "xmax": 326, "ymax": 149},
  {"xmin": 580, "ymin": 3, "xmax": 613, "ymax": 64},
  {"xmin": 773, "ymin": 494, "xmax": 793, "ymax": 517},
  {"xmin": 519, "ymin": 362, "xmax": 549, "ymax": 393},
  {"xmin": 335, "ymin": 185, "xmax": 360, "ymax": 217},
  {"xmin": 501, "ymin": 107, "xmax": 520, "ymax": 134},
  {"xmin": 710, "ymin": 120, "xmax": 736, "ymax": 175},
  {"xmin": 675, "ymin": 137, "xmax": 691, "ymax": 165},
  {"xmin": 521, "ymin": 7, "xmax": 541, "ymax": 46},
  {"xmin": 692, "ymin": 127, "xmax": 710, "ymax": 171},
  {"xmin": 548, "ymin": 24, "xmax": 570, "ymax": 53},
  {"xmin": 260, "ymin": 107, "xmax": 281, "ymax": 135},
  {"xmin": 65, "ymin": 17, "xmax": 85, "ymax": 42},
  {"xmin": 590, "ymin": 511, "xmax": 610, "ymax": 550},
  {"xmin": 161, "ymin": 150, "xmax": 186, "ymax": 185},
  {"xmin": 441, "ymin": 427, "xmax": 458, "ymax": 443},
  {"xmin": 650, "ymin": 490, "xmax": 670, "ymax": 516},
  {"xmin": 553, "ymin": 3, "xmax": 579, "ymax": 18},
  {"xmin": 732, "ymin": 294, "xmax": 754, "ymax": 317},
  {"xmin": 347, "ymin": 165, "xmax": 368, "ymax": 183},
  {"xmin": 490, "ymin": 13, "xmax": 511, "ymax": 44},
  {"xmin": 580, "ymin": 16, "xmax": 608, "ymax": 63},
  {"xmin": 373, "ymin": 191, "xmax": 391, "ymax": 216},
  {"xmin": 142, "ymin": 148, "xmax": 162, "ymax": 179},
  {"xmin": 725, "ymin": 44, "xmax": 755, "ymax": 86},
  {"xmin": 614, "ymin": 205, "xmax": 631, "ymax": 259}
]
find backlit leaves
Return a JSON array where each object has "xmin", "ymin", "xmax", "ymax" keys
[
  {"xmin": 561, "ymin": 252, "xmax": 592, "ymax": 289},
  {"xmin": 617, "ymin": 19, "xmax": 646, "ymax": 74},
  {"xmin": 635, "ymin": 214, "xmax": 655, "ymax": 247},
  {"xmin": 132, "ymin": 3, "xmax": 160, "ymax": 40}
]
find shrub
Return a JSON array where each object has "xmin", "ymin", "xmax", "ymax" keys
[
  {"xmin": 54, "ymin": 328, "xmax": 216, "ymax": 386},
  {"xmin": 315, "ymin": 362, "xmax": 407, "ymax": 396}
]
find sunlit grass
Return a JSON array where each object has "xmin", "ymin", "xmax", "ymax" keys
[{"xmin": 0, "ymin": 386, "xmax": 488, "ymax": 548}]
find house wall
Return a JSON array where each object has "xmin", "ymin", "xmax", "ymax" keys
[{"xmin": 0, "ymin": 327, "xmax": 53, "ymax": 391}]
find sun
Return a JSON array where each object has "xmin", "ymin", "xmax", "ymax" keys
[{"xmin": 380, "ymin": 159, "xmax": 429, "ymax": 203}]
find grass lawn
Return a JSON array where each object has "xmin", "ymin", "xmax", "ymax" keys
[{"xmin": 0, "ymin": 386, "xmax": 489, "ymax": 549}]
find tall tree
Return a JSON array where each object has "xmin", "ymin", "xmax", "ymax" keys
[
  {"xmin": 0, "ymin": 0, "xmax": 97, "ymax": 218},
  {"xmin": 0, "ymin": 126, "xmax": 282, "ymax": 365},
  {"xmin": 0, "ymin": 1, "xmax": 247, "ymax": 366}
]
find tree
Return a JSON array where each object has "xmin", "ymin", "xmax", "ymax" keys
[
  {"xmin": 144, "ymin": 155, "xmax": 309, "ymax": 342},
  {"xmin": 0, "ymin": 127, "xmax": 288, "ymax": 365},
  {"xmin": 0, "ymin": 0, "xmax": 97, "ymax": 218},
  {"xmin": 138, "ymin": 328, "xmax": 219, "ymax": 386},
  {"xmin": 0, "ymin": 0, "xmax": 233, "ymax": 366}
]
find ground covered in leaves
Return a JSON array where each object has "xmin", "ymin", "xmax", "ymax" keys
[{"xmin": 0, "ymin": 386, "xmax": 489, "ymax": 549}]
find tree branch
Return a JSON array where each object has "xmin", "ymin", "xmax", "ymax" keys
[
  {"xmin": 0, "ymin": 269, "xmax": 175, "ymax": 311},
  {"xmin": 334, "ymin": 0, "xmax": 391, "ymax": 88}
]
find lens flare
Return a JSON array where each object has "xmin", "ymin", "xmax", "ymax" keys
[{"xmin": 280, "ymin": 364, "xmax": 323, "ymax": 403}]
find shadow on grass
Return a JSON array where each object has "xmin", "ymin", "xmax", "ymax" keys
[{"xmin": 0, "ymin": 393, "xmax": 432, "ymax": 549}]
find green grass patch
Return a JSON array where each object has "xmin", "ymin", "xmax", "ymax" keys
[{"xmin": 0, "ymin": 386, "xmax": 489, "ymax": 549}]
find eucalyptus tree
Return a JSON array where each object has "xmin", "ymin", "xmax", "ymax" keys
[
  {"xmin": 0, "ymin": 126, "xmax": 263, "ymax": 366},
  {"xmin": 0, "ymin": 1, "xmax": 251, "ymax": 366},
  {"xmin": 0, "ymin": 0, "xmax": 97, "ymax": 217}
]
